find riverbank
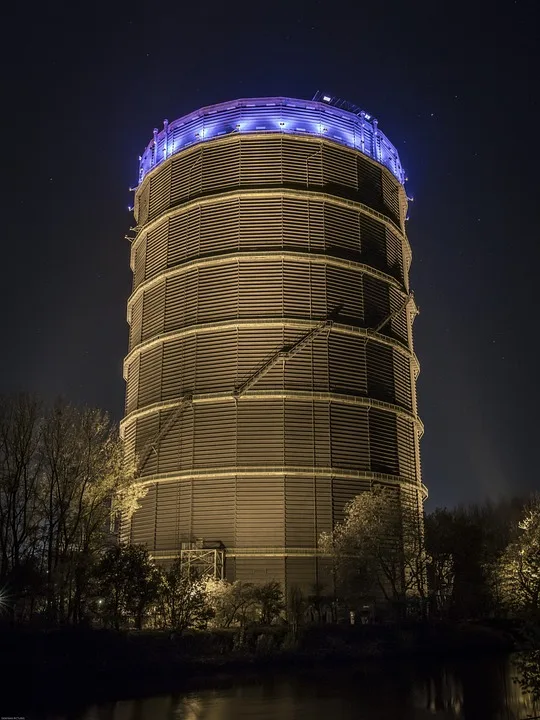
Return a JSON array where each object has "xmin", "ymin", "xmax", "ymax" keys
[{"xmin": 0, "ymin": 621, "xmax": 522, "ymax": 717}]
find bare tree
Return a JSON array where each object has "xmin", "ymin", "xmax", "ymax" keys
[
  {"xmin": 0, "ymin": 394, "xmax": 148, "ymax": 625},
  {"xmin": 0, "ymin": 395, "xmax": 42, "ymax": 575},
  {"xmin": 39, "ymin": 402, "xmax": 135, "ymax": 623},
  {"xmin": 0, "ymin": 394, "xmax": 44, "ymax": 619}
]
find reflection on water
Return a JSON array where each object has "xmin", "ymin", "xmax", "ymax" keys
[{"xmin": 54, "ymin": 655, "xmax": 538, "ymax": 720}]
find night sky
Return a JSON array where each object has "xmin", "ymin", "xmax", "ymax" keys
[{"xmin": 1, "ymin": 0, "xmax": 539, "ymax": 509}]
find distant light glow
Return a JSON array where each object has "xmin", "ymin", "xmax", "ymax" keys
[
  {"xmin": 0, "ymin": 586, "xmax": 12, "ymax": 613},
  {"xmin": 322, "ymin": 95, "xmax": 332, "ymax": 102}
]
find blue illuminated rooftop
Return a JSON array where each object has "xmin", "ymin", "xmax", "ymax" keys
[
  {"xmin": 139, "ymin": 96, "xmax": 405, "ymax": 185},
  {"xmin": 139, "ymin": 93, "xmax": 405, "ymax": 183}
]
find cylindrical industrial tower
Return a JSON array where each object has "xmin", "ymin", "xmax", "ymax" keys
[{"xmin": 120, "ymin": 95, "xmax": 426, "ymax": 591}]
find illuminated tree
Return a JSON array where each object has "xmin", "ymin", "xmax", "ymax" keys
[
  {"xmin": 0, "ymin": 394, "xmax": 148, "ymax": 624},
  {"xmin": 156, "ymin": 558, "xmax": 211, "ymax": 632},
  {"xmin": 495, "ymin": 497, "xmax": 540, "ymax": 618},
  {"xmin": 320, "ymin": 486, "xmax": 426, "ymax": 613},
  {"xmin": 204, "ymin": 579, "xmax": 258, "ymax": 628},
  {"xmin": 39, "ymin": 402, "xmax": 138, "ymax": 623},
  {"xmin": 204, "ymin": 579, "xmax": 285, "ymax": 628}
]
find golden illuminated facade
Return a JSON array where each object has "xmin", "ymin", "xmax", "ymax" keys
[{"xmin": 120, "ymin": 95, "xmax": 425, "ymax": 591}]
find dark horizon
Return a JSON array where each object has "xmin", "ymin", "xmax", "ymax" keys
[{"xmin": 1, "ymin": 0, "xmax": 539, "ymax": 509}]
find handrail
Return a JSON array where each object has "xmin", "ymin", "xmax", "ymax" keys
[
  {"xmin": 126, "ymin": 248, "xmax": 406, "ymax": 319},
  {"xmin": 129, "ymin": 187, "xmax": 408, "ymax": 259},
  {"xmin": 134, "ymin": 393, "xmax": 192, "ymax": 476},
  {"xmin": 233, "ymin": 316, "xmax": 335, "ymax": 397},
  {"xmin": 122, "ymin": 389, "xmax": 424, "ymax": 436},
  {"xmin": 122, "ymin": 319, "xmax": 419, "ymax": 375}
]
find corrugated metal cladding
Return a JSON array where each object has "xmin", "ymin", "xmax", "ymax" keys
[{"xmin": 121, "ymin": 99, "xmax": 425, "ymax": 594}]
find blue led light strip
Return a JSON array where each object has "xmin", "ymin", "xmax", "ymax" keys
[{"xmin": 138, "ymin": 97, "xmax": 405, "ymax": 185}]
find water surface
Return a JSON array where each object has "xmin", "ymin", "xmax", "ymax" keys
[{"xmin": 52, "ymin": 655, "xmax": 539, "ymax": 720}]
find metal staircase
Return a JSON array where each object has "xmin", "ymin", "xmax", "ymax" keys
[
  {"xmin": 233, "ymin": 315, "xmax": 336, "ymax": 397},
  {"xmin": 373, "ymin": 293, "xmax": 413, "ymax": 334},
  {"xmin": 134, "ymin": 296, "xmax": 412, "ymax": 476},
  {"xmin": 135, "ymin": 393, "xmax": 192, "ymax": 476}
]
